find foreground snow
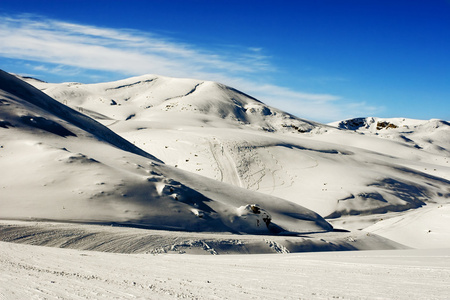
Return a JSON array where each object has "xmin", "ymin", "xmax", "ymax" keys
[{"xmin": 1, "ymin": 241, "xmax": 448, "ymax": 299}]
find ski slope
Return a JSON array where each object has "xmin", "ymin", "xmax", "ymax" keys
[{"xmin": 1, "ymin": 241, "xmax": 448, "ymax": 299}]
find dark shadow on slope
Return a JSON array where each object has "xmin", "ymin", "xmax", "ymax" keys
[
  {"xmin": 0, "ymin": 69, "xmax": 162, "ymax": 163},
  {"xmin": 369, "ymin": 178, "xmax": 430, "ymax": 204},
  {"xmin": 19, "ymin": 76, "xmax": 47, "ymax": 83},
  {"xmin": 327, "ymin": 197, "xmax": 425, "ymax": 219},
  {"xmin": 224, "ymin": 86, "xmax": 263, "ymax": 103},
  {"xmin": 276, "ymin": 143, "xmax": 353, "ymax": 155},
  {"xmin": 163, "ymin": 82, "xmax": 204, "ymax": 102},
  {"xmin": 105, "ymin": 79, "xmax": 156, "ymax": 90},
  {"xmin": 392, "ymin": 166, "xmax": 450, "ymax": 186},
  {"xmin": 326, "ymin": 164, "xmax": 450, "ymax": 219},
  {"xmin": 184, "ymin": 82, "xmax": 203, "ymax": 97},
  {"xmin": 219, "ymin": 83, "xmax": 322, "ymax": 129},
  {"xmin": 76, "ymin": 107, "xmax": 113, "ymax": 120},
  {"xmin": 20, "ymin": 116, "xmax": 77, "ymax": 138},
  {"xmin": 0, "ymin": 120, "xmax": 13, "ymax": 128},
  {"xmin": 284, "ymin": 239, "xmax": 358, "ymax": 252},
  {"xmin": 326, "ymin": 178, "xmax": 430, "ymax": 219}
]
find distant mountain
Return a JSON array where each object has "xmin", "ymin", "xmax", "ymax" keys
[
  {"xmin": 0, "ymin": 69, "xmax": 333, "ymax": 234},
  {"xmin": 330, "ymin": 117, "xmax": 450, "ymax": 156}
]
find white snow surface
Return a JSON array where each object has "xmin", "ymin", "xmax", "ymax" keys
[
  {"xmin": 364, "ymin": 203, "xmax": 450, "ymax": 249},
  {"xmin": 1, "ymin": 71, "xmax": 449, "ymax": 299},
  {"xmin": 20, "ymin": 73, "xmax": 450, "ymax": 245},
  {"xmin": 1, "ymin": 241, "xmax": 449, "ymax": 299},
  {"xmin": 0, "ymin": 220, "xmax": 406, "ymax": 254},
  {"xmin": 0, "ymin": 70, "xmax": 332, "ymax": 235}
]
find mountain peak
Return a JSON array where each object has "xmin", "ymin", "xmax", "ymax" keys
[{"xmin": 23, "ymin": 74, "xmax": 325, "ymax": 134}]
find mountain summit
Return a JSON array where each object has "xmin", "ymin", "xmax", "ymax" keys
[{"xmin": 24, "ymin": 74, "xmax": 324, "ymax": 134}]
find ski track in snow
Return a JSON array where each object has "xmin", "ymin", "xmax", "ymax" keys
[
  {"xmin": 233, "ymin": 141, "xmax": 266, "ymax": 191},
  {"xmin": 1, "ymin": 241, "xmax": 449, "ymax": 300},
  {"xmin": 208, "ymin": 137, "xmax": 242, "ymax": 187}
]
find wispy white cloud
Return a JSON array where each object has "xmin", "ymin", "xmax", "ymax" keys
[
  {"xmin": 237, "ymin": 81, "xmax": 382, "ymax": 122},
  {"xmin": 0, "ymin": 14, "xmax": 382, "ymax": 122},
  {"xmin": 0, "ymin": 15, "xmax": 267, "ymax": 76}
]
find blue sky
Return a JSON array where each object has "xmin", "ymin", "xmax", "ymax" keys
[{"xmin": 0, "ymin": 0, "xmax": 449, "ymax": 123}]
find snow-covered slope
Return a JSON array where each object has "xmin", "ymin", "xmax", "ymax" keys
[
  {"xmin": 0, "ymin": 69, "xmax": 333, "ymax": 235},
  {"xmin": 25, "ymin": 75, "xmax": 450, "ymax": 222},
  {"xmin": 364, "ymin": 203, "xmax": 450, "ymax": 249},
  {"xmin": 26, "ymin": 74, "xmax": 321, "ymax": 133}
]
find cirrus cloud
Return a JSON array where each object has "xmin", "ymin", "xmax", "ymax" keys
[{"xmin": 0, "ymin": 14, "xmax": 382, "ymax": 122}]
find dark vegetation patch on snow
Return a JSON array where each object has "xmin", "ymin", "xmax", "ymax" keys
[
  {"xmin": 63, "ymin": 153, "xmax": 100, "ymax": 164},
  {"xmin": 376, "ymin": 121, "xmax": 398, "ymax": 130}
]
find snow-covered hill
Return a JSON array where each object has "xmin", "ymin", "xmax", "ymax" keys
[
  {"xmin": 0, "ymin": 69, "xmax": 333, "ymax": 235},
  {"xmin": 25, "ymin": 74, "xmax": 322, "ymax": 133},
  {"xmin": 330, "ymin": 117, "xmax": 450, "ymax": 157},
  {"xmin": 24, "ymin": 75, "xmax": 450, "ymax": 222},
  {"xmin": 3, "ymin": 71, "xmax": 450, "ymax": 249}
]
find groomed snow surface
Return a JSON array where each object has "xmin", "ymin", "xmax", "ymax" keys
[
  {"xmin": 1, "ymin": 70, "xmax": 450, "ymax": 299},
  {"xmin": 1, "ymin": 241, "xmax": 449, "ymax": 299}
]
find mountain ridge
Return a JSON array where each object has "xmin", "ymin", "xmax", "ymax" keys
[{"xmin": 23, "ymin": 73, "xmax": 325, "ymax": 134}]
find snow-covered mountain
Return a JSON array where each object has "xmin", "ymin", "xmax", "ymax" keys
[
  {"xmin": 2, "ymin": 72, "xmax": 448, "ymax": 300},
  {"xmin": 2, "ymin": 71, "xmax": 450, "ymax": 250},
  {"xmin": 331, "ymin": 117, "xmax": 450, "ymax": 156},
  {"xmin": 0, "ymin": 69, "xmax": 333, "ymax": 235},
  {"xmin": 25, "ymin": 74, "xmax": 322, "ymax": 134},
  {"xmin": 24, "ymin": 75, "xmax": 450, "ymax": 221}
]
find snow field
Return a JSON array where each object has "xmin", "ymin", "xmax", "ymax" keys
[
  {"xmin": 12, "ymin": 71, "xmax": 450, "ymax": 247},
  {"xmin": 1, "ymin": 241, "xmax": 449, "ymax": 299}
]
